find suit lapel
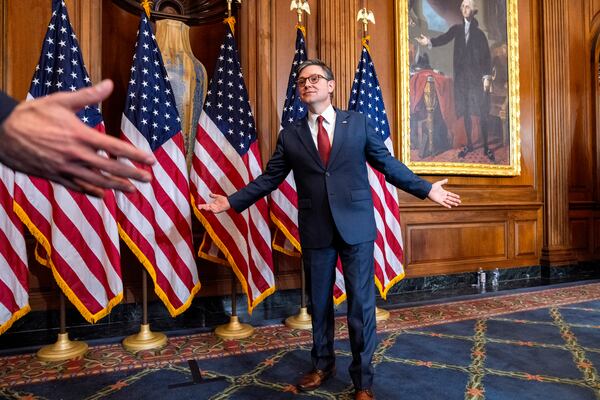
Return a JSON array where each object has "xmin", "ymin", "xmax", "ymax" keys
[
  {"xmin": 328, "ymin": 109, "xmax": 350, "ymax": 167},
  {"xmin": 296, "ymin": 118, "xmax": 324, "ymax": 168}
]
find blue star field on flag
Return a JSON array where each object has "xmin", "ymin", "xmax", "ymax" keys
[
  {"xmin": 281, "ymin": 28, "xmax": 308, "ymax": 128},
  {"xmin": 203, "ymin": 26, "xmax": 257, "ymax": 156},
  {"xmin": 348, "ymin": 46, "xmax": 390, "ymax": 140},
  {"xmin": 29, "ymin": 0, "xmax": 101, "ymax": 128},
  {"xmin": 123, "ymin": 15, "xmax": 181, "ymax": 152}
]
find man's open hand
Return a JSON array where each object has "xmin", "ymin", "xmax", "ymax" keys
[{"xmin": 0, "ymin": 80, "xmax": 156, "ymax": 197}]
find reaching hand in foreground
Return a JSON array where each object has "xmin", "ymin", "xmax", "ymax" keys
[
  {"xmin": 197, "ymin": 193, "xmax": 231, "ymax": 214},
  {"xmin": 427, "ymin": 179, "xmax": 461, "ymax": 208},
  {"xmin": 0, "ymin": 80, "xmax": 156, "ymax": 197}
]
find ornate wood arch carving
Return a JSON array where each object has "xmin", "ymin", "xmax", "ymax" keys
[{"xmin": 111, "ymin": 0, "xmax": 230, "ymax": 25}]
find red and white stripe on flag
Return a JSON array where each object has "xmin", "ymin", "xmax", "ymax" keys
[
  {"xmin": 190, "ymin": 25, "xmax": 274, "ymax": 313},
  {"xmin": 270, "ymin": 26, "xmax": 306, "ymax": 259},
  {"xmin": 116, "ymin": 14, "xmax": 200, "ymax": 317},
  {"xmin": 0, "ymin": 165, "xmax": 30, "ymax": 334},
  {"xmin": 333, "ymin": 263, "xmax": 347, "ymax": 305},
  {"xmin": 13, "ymin": 126, "xmax": 124, "ymax": 323},
  {"xmin": 348, "ymin": 44, "xmax": 406, "ymax": 299},
  {"xmin": 117, "ymin": 119, "xmax": 200, "ymax": 316},
  {"xmin": 12, "ymin": 0, "xmax": 123, "ymax": 324},
  {"xmin": 191, "ymin": 112, "xmax": 275, "ymax": 313},
  {"xmin": 369, "ymin": 137, "xmax": 405, "ymax": 299},
  {"xmin": 270, "ymin": 173, "xmax": 301, "ymax": 257}
]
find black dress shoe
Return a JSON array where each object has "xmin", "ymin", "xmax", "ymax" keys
[
  {"xmin": 457, "ymin": 145, "xmax": 473, "ymax": 158},
  {"xmin": 485, "ymin": 148, "xmax": 495, "ymax": 162},
  {"xmin": 297, "ymin": 366, "xmax": 336, "ymax": 391}
]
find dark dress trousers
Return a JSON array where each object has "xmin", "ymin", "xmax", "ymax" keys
[
  {"xmin": 0, "ymin": 91, "xmax": 17, "ymax": 125},
  {"xmin": 229, "ymin": 109, "xmax": 432, "ymax": 389}
]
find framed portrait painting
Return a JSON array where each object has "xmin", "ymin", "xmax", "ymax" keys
[{"xmin": 395, "ymin": 0, "xmax": 521, "ymax": 176}]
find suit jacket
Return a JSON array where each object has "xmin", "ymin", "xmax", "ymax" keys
[
  {"xmin": 229, "ymin": 110, "xmax": 432, "ymax": 248},
  {"xmin": 0, "ymin": 91, "xmax": 17, "ymax": 125},
  {"xmin": 431, "ymin": 18, "xmax": 491, "ymax": 117}
]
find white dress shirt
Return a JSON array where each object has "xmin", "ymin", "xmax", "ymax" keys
[{"xmin": 307, "ymin": 104, "xmax": 336, "ymax": 149}]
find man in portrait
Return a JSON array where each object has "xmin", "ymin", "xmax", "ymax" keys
[{"xmin": 417, "ymin": 0, "xmax": 495, "ymax": 162}]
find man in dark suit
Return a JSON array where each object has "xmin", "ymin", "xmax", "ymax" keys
[
  {"xmin": 417, "ymin": 0, "xmax": 494, "ymax": 161},
  {"xmin": 199, "ymin": 59, "xmax": 461, "ymax": 400},
  {"xmin": 0, "ymin": 80, "xmax": 155, "ymax": 197}
]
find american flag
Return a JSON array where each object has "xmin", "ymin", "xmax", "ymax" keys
[
  {"xmin": 13, "ymin": 0, "xmax": 123, "ymax": 323},
  {"xmin": 348, "ymin": 43, "xmax": 405, "ymax": 299},
  {"xmin": 190, "ymin": 23, "xmax": 275, "ymax": 312},
  {"xmin": 270, "ymin": 26, "xmax": 307, "ymax": 256},
  {"xmin": 116, "ymin": 14, "xmax": 200, "ymax": 317},
  {"xmin": 0, "ymin": 165, "xmax": 30, "ymax": 334}
]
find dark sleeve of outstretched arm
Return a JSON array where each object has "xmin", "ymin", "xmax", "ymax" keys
[
  {"xmin": 0, "ymin": 91, "xmax": 18, "ymax": 125},
  {"xmin": 228, "ymin": 131, "xmax": 292, "ymax": 213},
  {"xmin": 364, "ymin": 116, "xmax": 432, "ymax": 199},
  {"xmin": 430, "ymin": 25, "xmax": 459, "ymax": 48}
]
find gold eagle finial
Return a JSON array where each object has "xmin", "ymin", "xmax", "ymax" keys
[
  {"xmin": 356, "ymin": 8, "xmax": 375, "ymax": 35},
  {"xmin": 290, "ymin": 0, "xmax": 311, "ymax": 24}
]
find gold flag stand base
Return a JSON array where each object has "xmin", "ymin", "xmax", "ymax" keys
[
  {"xmin": 285, "ymin": 306, "xmax": 312, "ymax": 330},
  {"xmin": 375, "ymin": 307, "xmax": 390, "ymax": 321},
  {"xmin": 123, "ymin": 324, "xmax": 167, "ymax": 352},
  {"xmin": 215, "ymin": 316, "xmax": 254, "ymax": 339},
  {"xmin": 36, "ymin": 333, "xmax": 88, "ymax": 362}
]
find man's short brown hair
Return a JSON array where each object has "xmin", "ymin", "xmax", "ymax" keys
[{"xmin": 297, "ymin": 59, "xmax": 335, "ymax": 81}]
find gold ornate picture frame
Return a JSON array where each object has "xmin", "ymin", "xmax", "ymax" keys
[{"xmin": 395, "ymin": 0, "xmax": 521, "ymax": 176}]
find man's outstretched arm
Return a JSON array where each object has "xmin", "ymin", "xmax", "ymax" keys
[
  {"xmin": 198, "ymin": 130, "xmax": 291, "ymax": 214},
  {"xmin": 0, "ymin": 80, "xmax": 156, "ymax": 197}
]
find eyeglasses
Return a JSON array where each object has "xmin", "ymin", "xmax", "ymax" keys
[{"xmin": 296, "ymin": 74, "xmax": 329, "ymax": 87}]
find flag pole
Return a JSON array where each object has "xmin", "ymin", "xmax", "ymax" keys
[
  {"xmin": 284, "ymin": 0, "xmax": 312, "ymax": 331},
  {"xmin": 37, "ymin": 290, "xmax": 88, "ymax": 361},
  {"xmin": 123, "ymin": 269, "xmax": 168, "ymax": 351},
  {"xmin": 213, "ymin": 0, "xmax": 254, "ymax": 340},
  {"xmin": 285, "ymin": 261, "xmax": 312, "ymax": 329},
  {"xmin": 121, "ymin": 0, "xmax": 169, "ymax": 353},
  {"xmin": 356, "ymin": 7, "xmax": 390, "ymax": 322},
  {"xmin": 215, "ymin": 268, "xmax": 254, "ymax": 339}
]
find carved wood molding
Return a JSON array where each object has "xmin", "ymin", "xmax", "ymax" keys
[
  {"xmin": 317, "ymin": 0, "xmax": 360, "ymax": 108},
  {"xmin": 540, "ymin": 0, "xmax": 576, "ymax": 265},
  {"xmin": 237, "ymin": 0, "xmax": 274, "ymax": 164},
  {"xmin": 403, "ymin": 207, "xmax": 542, "ymax": 274},
  {"xmin": 112, "ymin": 0, "xmax": 228, "ymax": 25},
  {"xmin": 66, "ymin": 0, "xmax": 103, "ymax": 86}
]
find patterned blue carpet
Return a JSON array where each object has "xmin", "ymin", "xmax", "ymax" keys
[{"xmin": 1, "ymin": 299, "xmax": 599, "ymax": 399}]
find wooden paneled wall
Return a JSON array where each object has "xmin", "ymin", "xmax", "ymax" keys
[
  {"xmin": 1, "ymin": 0, "xmax": 598, "ymax": 311},
  {"xmin": 567, "ymin": 0, "xmax": 600, "ymax": 261}
]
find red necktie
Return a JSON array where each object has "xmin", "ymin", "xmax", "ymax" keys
[{"xmin": 317, "ymin": 115, "xmax": 331, "ymax": 166}]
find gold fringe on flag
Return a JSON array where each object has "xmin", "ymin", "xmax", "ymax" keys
[
  {"xmin": 295, "ymin": 23, "xmax": 307, "ymax": 37},
  {"xmin": 224, "ymin": 16, "xmax": 236, "ymax": 35},
  {"xmin": 362, "ymin": 35, "xmax": 371, "ymax": 53}
]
